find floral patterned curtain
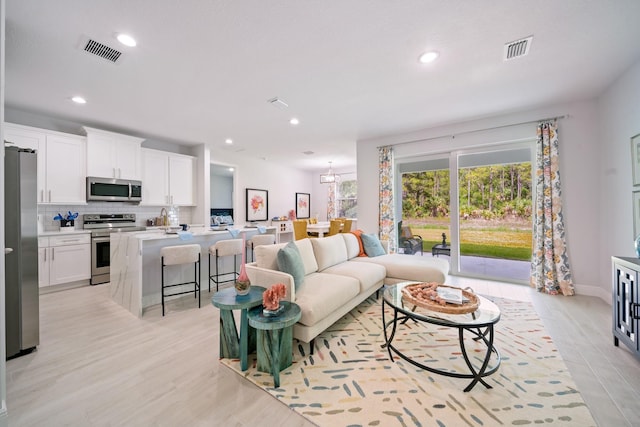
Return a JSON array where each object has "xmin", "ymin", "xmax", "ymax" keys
[
  {"xmin": 379, "ymin": 146, "xmax": 396, "ymax": 252},
  {"xmin": 530, "ymin": 121, "xmax": 574, "ymax": 296},
  {"xmin": 326, "ymin": 183, "xmax": 336, "ymax": 220}
]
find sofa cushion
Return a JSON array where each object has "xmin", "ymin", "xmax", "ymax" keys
[
  {"xmin": 350, "ymin": 229, "xmax": 367, "ymax": 257},
  {"xmin": 342, "ymin": 233, "xmax": 361, "ymax": 259},
  {"xmin": 311, "ymin": 234, "xmax": 348, "ymax": 271},
  {"xmin": 255, "ymin": 242, "xmax": 288, "ymax": 270},
  {"xmin": 352, "ymin": 254, "xmax": 449, "ymax": 284},
  {"xmin": 361, "ymin": 233, "xmax": 386, "ymax": 257},
  {"xmin": 324, "ymin": 261, "xmax": 386, "ymax": 293},
  {"xmin": 294, "ymin": 272, "xmax": 360, "ymax": 326},
  {"xmin": 277, "ymin": 241, "xmax": 305, "ymax": 290},
  {"xmin": 294, "ymin": 238, "xmax": 318, "ymax": 274}
]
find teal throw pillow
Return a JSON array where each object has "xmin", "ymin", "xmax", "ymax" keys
[
  {"xmin": 361, "ymin": 233, "xmax": 386, "ymax": 257},
  {"xmin": 277, "ymin": 241, "xmax": 305, "ymax": 290}
]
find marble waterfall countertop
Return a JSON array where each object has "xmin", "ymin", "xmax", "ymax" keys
[{"xmin": 109, "ymin": 226, "xmax": 275, "ymax": 317}]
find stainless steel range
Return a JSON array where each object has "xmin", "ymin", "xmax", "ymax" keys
[{"xmin": 83, "ymin": 213, "xmax": 146, "ymax": 285}]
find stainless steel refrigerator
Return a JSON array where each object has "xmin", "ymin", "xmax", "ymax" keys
[{"xmin": 4, "ymin": 146, "xmax": 39, "ymax": 359}]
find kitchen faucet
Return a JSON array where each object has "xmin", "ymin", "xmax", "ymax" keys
[{"xmin": 159, "ymin": 207, "xmax": 168, "ymax": 227}]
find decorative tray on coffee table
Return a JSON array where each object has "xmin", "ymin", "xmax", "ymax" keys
[{"xmin": 401, "ymin": 282, "xmax": 479, "ymax": 314}]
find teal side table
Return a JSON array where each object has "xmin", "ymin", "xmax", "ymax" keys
[
  {"xmin": 211, "ymin": 286, "xmax": 265, "ymax": 371},
  {"xmin": 248, "ymin": 301, "xmax": 302, "ymax": 388}
]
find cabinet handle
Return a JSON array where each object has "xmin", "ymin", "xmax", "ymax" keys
[
  {"xmin": 40, "ymin": 190, "xmax": 44, "ymax": 202},
  {"xmin": 52, "ymin": 248, "xmax": 55, "ymax": 261},
  {"xmin": 113, "ymin": 167, "xmax": 116, "ymax": 178},
  {"xmin": 43, "ymin": 249, "xmax": 46, "ymax": 262},
  {"xmin": 118, "ymin": 168, "xmax": 122, "ymax": 178},
  {"xmin": 632, "ymin": 303, "xmax": 640, "ymax": 320}
]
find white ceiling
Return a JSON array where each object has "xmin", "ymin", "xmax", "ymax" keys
[{"xmin": 5, "ymin": 1, "xmax": 640, "ymax": 171}]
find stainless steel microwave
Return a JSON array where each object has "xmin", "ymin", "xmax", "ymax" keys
[{"xmin": 86, "ymin": 177, "xmax": 142, "ymax": 203}]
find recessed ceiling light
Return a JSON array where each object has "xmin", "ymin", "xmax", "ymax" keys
[
  {"xmin": 117, "ymin": 34, "xmax": 137, "ymax": 47},
  {"xmin": 71, "ymin": 96, "xmax": 87, "ymax": 104},
  {"xmin": 228, "ymin": 167, "xmax": 234, "ymax": 172},
  {"xmin": 419, "ymin": 51, "xmax": 439, "ymax": 64},
  {"xmin": 225, "ymin": 138, "xmax": 233, "ymax": 144},
  {"xmin": 290, "ymin": 118, "xmax": 300, "ymax": 125}
]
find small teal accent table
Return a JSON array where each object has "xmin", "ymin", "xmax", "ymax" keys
[
  {"xmin": 211, "ymin": 286, "xmax": 265, "ymax": 371},
  {"xmin": 248, "ymin": 301, "xmax": 301, "ymax": 388}
]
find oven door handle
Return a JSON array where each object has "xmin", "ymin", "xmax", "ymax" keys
[{"xmin": 92, "ymin": 236, "xmax": 111, "ymax": 243}]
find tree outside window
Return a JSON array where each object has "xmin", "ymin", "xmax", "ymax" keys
[{"xmin": 336, "ymin": 174, "xmax": 357, "ymax": 218}]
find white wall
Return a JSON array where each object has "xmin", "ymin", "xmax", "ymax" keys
[
  {"xmin": 210, "ymin": 148, "xmax": 314, "ymax": 225},
  {"xmin": 598, "ymin": 58, "xmax": 640, "ymax": 295},
  {"xmin": 210, "ymin": 172, "xmax": 233, "ymax": 209},
  {"xmin": 357, "ymin": 100, "xmax": 603, "ymax": 298}
]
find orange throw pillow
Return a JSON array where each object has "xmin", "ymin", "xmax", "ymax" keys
[{"xmin": 350, "ymin": 229, "xmax": 367, "ymax": 257}]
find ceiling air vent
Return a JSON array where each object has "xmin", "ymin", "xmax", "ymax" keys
[
  {"xmin": 503, "ymin": 36, "xmax": 533, "ymax": 61},
  {"xmin": 83, "ymin": 38, "xmax": 123, "ymax": 63}
]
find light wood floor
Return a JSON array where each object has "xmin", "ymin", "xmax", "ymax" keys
[{"xmin": 5, "ymin": 278, "xmax": 640, "ymax": 426}]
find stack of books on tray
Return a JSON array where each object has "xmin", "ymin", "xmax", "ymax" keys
[{"xmin": 436, "ymin": 287, "xmax": 469, "ymax": 305}]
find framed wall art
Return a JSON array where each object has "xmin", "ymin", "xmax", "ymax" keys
[
  {"xmin": 246, "ymin": 188, "xmax": 268, "ymax": 222},
  {"xmin": 296, "ymin": 192, "xmax": 310, "ymax": 219},
  {"xmin": 632, "ymin": 133, "xmax": 640, "ymax": 186}
]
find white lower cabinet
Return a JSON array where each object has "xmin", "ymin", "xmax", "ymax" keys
[{"xmin": 38, "ymin": 235, "xmax": 91, "ymax": 287}]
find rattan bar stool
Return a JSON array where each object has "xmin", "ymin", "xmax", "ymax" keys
[
  {"xmin": 160, "ymin": 244, "xmax": 201, "ymax": 316},
  {"xmin": 247, "ymin": 234, "xmax": 276, "ymax": 262},
  {"xmin": 209, "ymin": 239, "xmax": 244, "ymax": 292}
]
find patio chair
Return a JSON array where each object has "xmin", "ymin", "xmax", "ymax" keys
[{"xmin": 398, "ymin": 221, "xmax": 423, "ymax": 255}]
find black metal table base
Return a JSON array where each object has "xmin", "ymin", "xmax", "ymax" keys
[{"xmin": 381, "ymin": 299, "xmax": 501, "ymax": 392}]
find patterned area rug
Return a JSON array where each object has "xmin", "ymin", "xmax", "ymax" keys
[{"xmin": 221, "ymin": 295, "xmax": 596, "ymax": 427}]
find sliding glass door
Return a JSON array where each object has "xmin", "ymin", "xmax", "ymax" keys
[
  {"xmin": 456, "ymin": 147, "xmax": 532, "ymax": 282},
  {"xmin": 398, "ymin": 143, "xmax": 533, "ymax": 283}
]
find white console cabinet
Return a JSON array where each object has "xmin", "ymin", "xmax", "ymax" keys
[
  {"xmin": 38, "ymin": 234, "xmax": 91, "ymax": 287},
  {"xmin": 272, "ymin": 220, "xmax": 293, "ymax": 243},
  {"xmin": 4, "ymin": 123, "xmax": 86, "ymax": 204},
  {"xmin": 85, "ymin": 126, "xmax": 144, "ymax": 180},
  {"xmin": 141, "ymin": 148, "xmax": 195, "ymax": 206}
]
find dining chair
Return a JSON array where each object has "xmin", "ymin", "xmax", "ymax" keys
[
  {"xmin": 341, "ymin": 219, "xmax": 352, "ymax": 233},
  {"xmin": 326, "ymin": 219, "xmax": 342, "ymax": 236},
  {"xmin": 293, "ymin": 220, "xmax": 308, "ymax": 240}
]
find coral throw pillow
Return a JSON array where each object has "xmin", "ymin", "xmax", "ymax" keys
[{"xmin": 350, "ymin": 229, "xmax": 367, "ymax": 257}]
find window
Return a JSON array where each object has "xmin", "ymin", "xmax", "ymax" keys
[{"xmin": 336, "ymin": 173, "xmax": 357, "ymax": 218}]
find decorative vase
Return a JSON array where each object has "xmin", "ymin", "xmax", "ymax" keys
[
  {"xmin": 635, "ymin": 235, "xmax": 640, "ymax": 258},
  {"xmin": 235, "ymin": 235, "xmax": 251, "ymax": 296}
]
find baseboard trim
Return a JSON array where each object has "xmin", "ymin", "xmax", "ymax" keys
[{"xmin": 575, "ymin": 283, "xmax": 610, "ymax": 305}]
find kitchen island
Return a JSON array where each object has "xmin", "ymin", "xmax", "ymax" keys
[{"xmin": 110, "ymin": 227, "xmax": 275, "ymax": 317}]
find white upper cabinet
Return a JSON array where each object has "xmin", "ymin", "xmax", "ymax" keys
[
  {"xmin": 84, "ymin": 127, "xmax": 144, "ymax": 180},
  {"xmin": 45, "ymin": 133, "xmax": 87, "ymax": 204},
  {"xmin": 141, "ymin": 148, "xmax": 195, "ymax": 206},
  {"xmin": 4, "ymin": 123, "xmax": 86, "ymax": 204}
]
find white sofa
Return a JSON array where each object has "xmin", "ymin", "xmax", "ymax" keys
[{"xmin": 245, "ymin": 233, "xmax": 449, "ymax": 351}]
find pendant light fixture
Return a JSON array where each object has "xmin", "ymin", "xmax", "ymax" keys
[{"xmin": 320, "ymin": 161, "xmax": 338, "ymax": 183}]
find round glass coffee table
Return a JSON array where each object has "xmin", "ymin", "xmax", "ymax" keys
[{"xmin": 382, "ymin": 282, "xmax": 501, "ymax": 392}]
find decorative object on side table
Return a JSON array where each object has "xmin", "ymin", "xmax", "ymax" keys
[
  {"xmin": 235, "ymin": 234, "xmax": 251, "ymax": 296},
  {"xmin": 262, "ymin": 283, "xmax": 287, "ymax": 316}
]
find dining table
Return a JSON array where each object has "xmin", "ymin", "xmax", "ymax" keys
[{"xmin": 306, "ymin": 222, "xmax": 331, "ymax": 237}]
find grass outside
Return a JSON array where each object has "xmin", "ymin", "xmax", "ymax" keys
[{"xmin": 408, "ymin": 223, "xmax": 532, "ymax": 261}]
